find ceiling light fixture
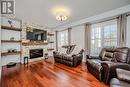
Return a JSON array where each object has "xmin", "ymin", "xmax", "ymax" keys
[
  {"xmin": 56, "ymin": 15, "xmax": 67, "ymax": 21},
  {"xmin": 52, "ymin": 6, "xmax": 70, "ymax": 21}
]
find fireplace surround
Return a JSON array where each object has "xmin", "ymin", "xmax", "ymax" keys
[{"xmin": 30, "ymin": 49, "xmax": 43, "ymax": 59}]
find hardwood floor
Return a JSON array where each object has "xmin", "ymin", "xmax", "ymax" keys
[{"xmin": 1, "ymin": 58, "xmax": 108, "ymax": 87}]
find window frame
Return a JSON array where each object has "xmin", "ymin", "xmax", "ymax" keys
[
  {"xmin": 90, "ymin": 19, "xmax": 117, "ymax": 55},
  {"xmin": 57, "ymin": 29, "xmax": 69, "ymax": 48}
]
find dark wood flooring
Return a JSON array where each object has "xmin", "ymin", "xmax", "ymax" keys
[{"xmin": 1, "ymin": 58, "xmax": 108, "ymax": 87}]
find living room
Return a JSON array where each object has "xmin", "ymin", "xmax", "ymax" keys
[{"xmin": 0, "ymin": 0, "xmax": 130, "ymax": 87}]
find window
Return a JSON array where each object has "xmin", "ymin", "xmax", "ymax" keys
[
  {"xmin": 91, "ymin": 25, "xmax": 101, "ymax": 55},
  {"xmin": 58, "ymin": 30, "xmax": 68, "ymax": 47},
  {"xmin": 91, "ymin": 19, "xmax": 117, "ymax": 55}
]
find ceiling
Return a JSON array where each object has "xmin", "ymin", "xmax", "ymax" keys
[{"xmin": 15, "ymin": 0, "xmax": 130, "ymax": 29}]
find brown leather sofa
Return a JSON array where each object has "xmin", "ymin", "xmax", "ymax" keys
[
  {"xmin": 86, "ymin": 47, "xmax": 130, "ymax": 84},
  {"xmin": 110, "ymin": 68, "xmax": 130, "ymax": 87},
  {"xmin": 101, "ymin": 47, "xmax": 130, "ymax": 84},
  {"xmin": 53, "ymin": 49, "xmax": 84, "ymax": 67}
]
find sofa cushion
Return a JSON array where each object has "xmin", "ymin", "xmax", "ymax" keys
[
  {"xmin": 56, "ymin": 53, "xmax": 64, "ymax": 58},
  {"xmin": 103, "ymin": 52, "xmax": 114, "ymax": 61},
  {"xmin": 105, "ymin": 52, "xmax": 114, "ymax": 58},
  {"xmin": 110, "ymin": 78, "xmax": 130, "ymax": 87},
  {"xmin": 99, "ymin": 48, "xmax": 106, "ymax": 59},
  {"xmin": 116, "ymin": 69, "xmax": 130, "ymax": 83},
  {"xmin": 100, "ymin": 47, "xmax": 115, "ymax": 61},
  {"xmin": 114, "ymin": 47, "xmax": 129, "ymax": 63},
  {"xmin": 62, "ymin": 55, "xmax": 73, "ymax": 61}
]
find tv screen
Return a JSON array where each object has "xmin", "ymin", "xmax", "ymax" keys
[{"xmin": 27, "ymin": 29, "xmax": 47, "ymax": 41}]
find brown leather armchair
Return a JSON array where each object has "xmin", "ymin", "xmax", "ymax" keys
[
  {"xmin": 101, "ymin": 47, "xmax": 130, "ymax": 84},
  {"xmin": 110, "ymin": 68, "xmax": 130, "ymax": 87},
  {"xmin": 86, "ymin": 47, "xmax": 115, "ymax": 81}
]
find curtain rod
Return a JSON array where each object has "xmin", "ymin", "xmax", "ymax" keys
[
  {"xmin": 89, "ymin": 12, "xmax": 130, "ymax": 25},
  {"xmin": 91, "ymin": 17, "xmax": 117, "ymax": 25}
]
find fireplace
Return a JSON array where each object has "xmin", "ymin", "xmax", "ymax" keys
[{"xmin": 30, "ymin": 49, "xmax": 43, "ymax": 59}]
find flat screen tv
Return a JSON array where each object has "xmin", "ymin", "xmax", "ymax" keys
[{"xmin": 27, "ymin": 29, "xmax": 47, "ymax": 41}]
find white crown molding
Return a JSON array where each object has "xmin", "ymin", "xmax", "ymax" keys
[{"xmin": 53, "ymin": 4, "xmax": 130, "ymax": 31}]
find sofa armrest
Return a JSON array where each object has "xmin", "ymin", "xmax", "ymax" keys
[
  {"xmin": 53, "ymin": 51, "xmax": 62, "ymax": 58},
  {"xmin": 53, "ymin": 51, "xmax": 59, "ymax": 55},
  {"xmin": 101, "ymin": 61, "xmax": 130, "ymax": 84},
  {"xmin": 116, "ymin": 68, "xmax": 130, "ymax": 83},
  {"xmin": 86, "ymin": 55, "xmax": 100, "ymax": 59},
  {"xmin": 72, "ymin": 54, "xmax": 83, "ymax": 67}
]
